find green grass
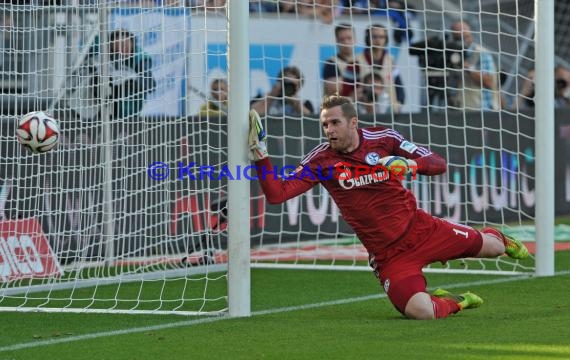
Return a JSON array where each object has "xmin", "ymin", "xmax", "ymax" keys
[
  {"xmin": 0, "ymin": 275, "xmax": 228, "ymax": 313},
  {"xmin": 0, "ymin": 250, "xmax": 569, "ymax": 359}
]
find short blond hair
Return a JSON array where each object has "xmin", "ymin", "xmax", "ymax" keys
[{"xmin": 320, "ymin": 94, "xmax": 357, "ymax": 119}]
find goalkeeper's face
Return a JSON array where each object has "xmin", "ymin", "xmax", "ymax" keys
[{"xmin": 320, "ymin": 106, "xmax": 358, "ymax": 153}]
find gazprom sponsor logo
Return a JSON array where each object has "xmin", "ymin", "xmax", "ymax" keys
[{"xmin": 338, "ymin": 169, "xmax": 390, "ymax": 190}]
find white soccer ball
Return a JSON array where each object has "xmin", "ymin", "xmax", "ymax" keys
[{"xmin": 16, "ymin": 111, "xmax": 60, "ymax": 154}]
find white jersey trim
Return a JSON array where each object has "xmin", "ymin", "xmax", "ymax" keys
[
  {"xmin": 300, "ymin": 143, "xmax": 330, "ymax": 165},
  {"xmin": 362, "ymin": 128, "xmax": 432, "ymax": 157},
  {"xmin": 362, "ymin": 128, "xmax": 404, "ymax": 141}
]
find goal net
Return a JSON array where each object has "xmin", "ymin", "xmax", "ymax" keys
[
  {"xmin": 247, "ymin": 0, "xmax": 539, "ymax": 276},
  {"xmin": 0, "ymin": 2, "xmax": 232, "ymax": 315}
]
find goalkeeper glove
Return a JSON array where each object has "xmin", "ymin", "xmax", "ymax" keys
[
  {"xmin": 248, "ymin": 109, "xmax": 268, "ymax": 161},
  {"xmin": 380, "ymin": 156, "xmax": 412, "ymax": 176}
]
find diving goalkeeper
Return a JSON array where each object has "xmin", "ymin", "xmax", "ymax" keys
[{"xmin": 248, "ymin": 94, "xmax": 529, "ymax": 320}]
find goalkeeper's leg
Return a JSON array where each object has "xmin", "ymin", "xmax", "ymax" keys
[
  {"xmin": 370, "ymin": 212, "xmax": 489, "ymax": 320},
  {"xmin": 424, "ymin": 212, "xmax": 529, "ymax": 260},
  {"xmin": 477, "ymin": 227, "xmax": 529, "ymax": 259},
  {"xmin": 370, "ymin": 256, "xmax": 477, "ymax": 320},
  {"xmin": 379, "ymin": 273, "xmax": 478, "ymax": 320}
]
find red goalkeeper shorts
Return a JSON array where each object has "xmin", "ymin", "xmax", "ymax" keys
[{"xmin": 369, "ymin": 209, "xmax": 483, "ymax": 313}]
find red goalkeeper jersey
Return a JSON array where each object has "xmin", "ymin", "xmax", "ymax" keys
[{"xmin": 256, "ymin": 126, "xmax": 447, "ymax": 257}]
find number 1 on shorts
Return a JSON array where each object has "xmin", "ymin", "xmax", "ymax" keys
[{"xmin": 453, "ymin": 228, "xmax": 468, "ymax": 238}]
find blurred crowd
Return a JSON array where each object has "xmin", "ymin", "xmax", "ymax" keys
[
  {"xmin": 515, "ymin": 65, "xmax": 570, "ymax": 110},
  {"xmin": 3, "ymin": 0, "xmax": 568, "ymax": 118},
  {"xmin": 116, "ymin": 0, "xmax": 414, "ymax": 27}
]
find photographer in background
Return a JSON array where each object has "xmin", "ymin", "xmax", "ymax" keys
[
  {"xmin": 356, "ymin": 70, "xmax": 399, "ymax": 115},
  {"xmin": 514, "ymin": 69, "xmax": 535, "ymax": 110},
  {"xmin": 448, "ymin": 21, "xmax": 500, "ymax": 111},
  {"xmin": 409, "ymin": 33, "xmax": 464, "ymax": 108},
  {"xmin": 555, "ymin": 65, "xmax": 570, "ymax": 108},
  {"xmin": 514, "ymin": 65, "xmax": 570, "ymax": 110},
  {"xmin": 251, "ymin": 65, "xmax": 314, "ymax": 117},
  {"xmin": 70, "ymin": 29, "xmax": 156, "ymax": 122},
  {"xmin": 108, "ymin": 29, "xmax": 156, "ymax": 120},
  {"xmin": 199, "ymin": 78, "xmax": 228, "ymax": 116}
]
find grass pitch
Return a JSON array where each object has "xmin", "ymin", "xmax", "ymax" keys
[{"xmin": 0, "ymin": 250, "xmax": 569, "ymax": 360}]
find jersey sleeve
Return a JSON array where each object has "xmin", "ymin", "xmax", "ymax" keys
[
  {"xmin": 388, "ymin": 130, "xmax": 447, "ymax": 176},
  {"xmin": 254, "ymin": 158, "xmax": 318, "ymax": 204}
]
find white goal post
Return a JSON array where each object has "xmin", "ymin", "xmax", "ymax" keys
[
  {"xmin": 534, "ymin": 0, "xmax": 555, "ymax": 276},
  {"xmin": 0, "ymin": 0, "xmax": 556, "ymax": 316}
]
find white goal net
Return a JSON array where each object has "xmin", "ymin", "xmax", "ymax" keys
[
  {"xmin": 247, "ymin": 0, "xmax": 539, "ymax": 276},
  {"xmin": 0, "ymin": 2, "xmax": 231, "ymax": 315},
  {"xmin": 0, "ymin": 0, "xmax": 556, "ymax": 315}
]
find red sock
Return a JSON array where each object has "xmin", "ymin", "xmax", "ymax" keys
[
  {"xmin": 481, "ymin": 227, "xmax": 505, "ymax": 245},
  {"xmin": 430, "ymin": 296, "xmax": 461, "ymax": 318}
]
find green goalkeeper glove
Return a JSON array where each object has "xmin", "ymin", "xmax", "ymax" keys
[
  {"xmin": 248, "ymin": 109, "xmax": 268, "ymax": 161},
  {"xmin": 380, "ymin": 156, "xmax": 413, "ymax": 175}
]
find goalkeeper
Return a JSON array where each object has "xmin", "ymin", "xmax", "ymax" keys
[{"xmin": 248, "ymin": 94, "xmax": 529, "ymax": 320}]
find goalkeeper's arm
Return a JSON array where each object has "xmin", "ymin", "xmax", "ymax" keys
[
  {"xmin": 411, "ymin": 152, "xmax": 447, "ymax": 175},
  {"xmin": 380, "ymin": 153, "xmax": 446, "ymax": 176},
  {"xmin": 248, "ymin": 110, "xmax": 315, "ymax": 204},
  {"xmin": 380, "ymin": 148, "xmax": 446, "ymax": 177}
]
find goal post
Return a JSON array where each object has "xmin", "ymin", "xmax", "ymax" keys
[
  {"xmin": 534, "ymin": 0, "xmax": 555, "ymax": 276},
  {"xmin": 227, "ymin": 0, "xmax": 251, "ymax": 317}
]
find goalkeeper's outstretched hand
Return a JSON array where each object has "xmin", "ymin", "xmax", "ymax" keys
[
  {"xmin": 380, "ymin": 156, "xmax": 415, "ymax": 176},
  {"xmin": 248, "ymin": 109, "xmax": 268, "ymax": 161}
]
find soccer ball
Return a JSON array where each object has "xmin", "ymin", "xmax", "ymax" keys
[{"xmin": 16, "ymin": 111, "xmax": 60, "ymax": 154}]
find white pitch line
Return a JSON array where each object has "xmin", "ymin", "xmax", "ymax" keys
[{"xmin": 1, "ymin": 272, "xmax": 568, "ymax": 353}]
